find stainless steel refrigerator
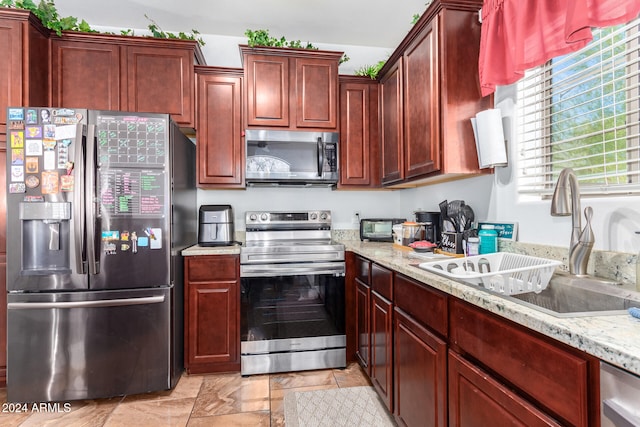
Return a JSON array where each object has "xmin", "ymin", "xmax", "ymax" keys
[{"xmin": 5, "ymin": 107, "xmax": 196, "ymax": 403}]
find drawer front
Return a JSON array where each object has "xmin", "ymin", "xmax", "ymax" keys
[
  {"xmin": 355, "ymin": 255, "xmax": 370, "ymax": 284},
  {"xmin": 371, "ymin": 263, "xmax": 393, "ymax": 301},
  {"xmin": 448, "ymin": 351, "xmax": 561, "ymax": 427},
  {"xmin": 450, "ymin": 299, "xmax": 590, "ymax": 427},
  {"xmin": 187, "ymin": 255, "xmax": 239, "ymax": 282},
  {"xmin": 395, "ymin": 273, "xmax": 447, "ymax": 337}
]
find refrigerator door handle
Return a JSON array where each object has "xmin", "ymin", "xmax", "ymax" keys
[
  {"xmin": 86, "ymin": 123, "xmax": 100, "ymax": 275},
  {"xmin": 7, "ymin": 295, "xmax": 165, "ymax": 310},
  {"xmin": 74, "ymin": 123, "xmax": 87, "ymax": 274}
]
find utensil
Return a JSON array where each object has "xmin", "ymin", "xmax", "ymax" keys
[
  {"xmin": 460, "ymin": 205, "xmax": 475, "ymax": 231},
  {"xmin": 447, "ymin": 200, "xmax": 465, "ymax": 231},
  {"xmin": 439, "ymin": 200, "xmax": 448, "ymax": 222}
]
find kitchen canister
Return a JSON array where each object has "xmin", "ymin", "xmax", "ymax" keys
[
  {"xmin": 478, "ymin": 225, "xmax": 498, "ymax": 254},
  {"xmin": 467, "ymin": 237, "xmax": 480, "ymax": 256}
]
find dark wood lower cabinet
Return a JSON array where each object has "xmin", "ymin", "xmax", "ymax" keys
[
  {"xmin": 184, "ymin": 255, "xmax": 240, "ymax": 374},
  {"xmin": 394, "ymin": 307, "xmax": 447, "ymax": 427},
  {"xmin": 370, "ymin": 290, "xmax": 393, "ymax": 411},
  {"xmin": 355, "ymin": 277, "xmax": 371, "ymax": 372},
  {"xmin": 449, "ymin": 299, "xmax": 598, "ymax": 426},
  {"xmin": 448, "ymin": 351, "xmax": 561, "ymax": 426},
  {"xmin": 346, "ymin": 253, "xmax": 599, "ymax": 427}
]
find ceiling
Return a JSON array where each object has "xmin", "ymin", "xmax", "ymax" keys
[{"xmin": 53, "ymin": 0, "xmax": 431, "ymax": 48}]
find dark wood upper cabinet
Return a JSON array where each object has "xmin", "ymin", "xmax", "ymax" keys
[
  {"xmin": 51, "ymin": 39, "xmax": 120, "ymax": 111},
  {"xmin": 244, "ymin": 53, "xmax": 289, "ymax": 127},
  {"xmin": 0, "ymin": 9, "xmax": 49, "ymax": 135},
  {"xmin": 380, "ymin": 58, "xmax": 404, "ymax": 184},
  {"xmin": 403, "ymin": 18, "xmax": 440, "ymax": 179},
  {"xmin": 378, "ymin": 0, "xmax": 492, "ymax": 187},
  {"xmin": 50, "ymin": 32, "xmax": 204, "ymax": 129},
  {"xmin": 295, "ymin": 57, "xmax": 338, "ymax": 128},
  {"xmin": 125, "ymin": 44, "xmax": 197, "ymax": 126},
  {"xmin": 195, "ymin": 66, "xmax": 244, "ymax": 188},
  {"xmin": 241, "ymin": 45, "xmax": 341, "ymax": 131},
  {"xmin": 338, "ymin": 76, "xmax": 380, "ymax": 188}
]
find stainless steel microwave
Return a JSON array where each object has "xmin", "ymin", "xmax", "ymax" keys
[{"xmin": 245, "ymin": 129, "xmax": 339, "ymax": 187}]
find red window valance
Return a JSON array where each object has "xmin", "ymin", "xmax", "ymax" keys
[{"xmin": 478, "ymin": 0, "xmax": 640, "ymax": 96}]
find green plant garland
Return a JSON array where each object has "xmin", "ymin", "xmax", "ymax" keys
[
  {"xmin": 245, "ymin": 28, "xmax": 349, "ymax": 64},
  {"xmin": 0, "ymin": 0, "xmax": 205, "ymax": 45}
]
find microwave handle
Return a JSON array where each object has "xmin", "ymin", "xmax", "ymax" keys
[{"xmin": 317, "ymin": 137, "xmax": 324, "ymax": 177}]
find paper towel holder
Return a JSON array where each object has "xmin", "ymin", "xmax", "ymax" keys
[{"xmin": 471, "ymin": 108, "xmax": 508, "ymax": 169}]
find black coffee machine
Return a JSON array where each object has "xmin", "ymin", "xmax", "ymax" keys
[{"xmin": 415, "ymin": 211, "xmax": 441, "ymax": 244}]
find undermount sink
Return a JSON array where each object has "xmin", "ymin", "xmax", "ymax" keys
[{"xmin": 504, "ymin": 273, "xmax": 640, "ymax": 317}]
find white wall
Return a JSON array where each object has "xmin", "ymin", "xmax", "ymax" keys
[
  {"xmin": 490, "ymin": 86, "xmax": 640, "ymax": 253},
  {"xmin": 198, "ymin": 188, "xmax": 405, "ymax": 230}
]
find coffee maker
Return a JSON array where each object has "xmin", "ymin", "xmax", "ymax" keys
[{"xmin": 415, "ymin": 211, "xmax": 441, "ymax": 244}]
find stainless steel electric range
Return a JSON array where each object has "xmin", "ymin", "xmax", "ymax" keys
[{"xmin": 240, "ymin": 210, "xmax": 346, "ymax": 376}]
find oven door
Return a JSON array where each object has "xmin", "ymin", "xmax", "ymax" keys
[{"xmin": 240, "ymin": 263, "xmax": 345, "ymax": 375}]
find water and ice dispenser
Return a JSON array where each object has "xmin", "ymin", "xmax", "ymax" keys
[{"xmin": 19, "ymin": 202, "xmax": 72, "ymax": 274}]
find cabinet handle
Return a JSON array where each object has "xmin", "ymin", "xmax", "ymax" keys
[{"xmin": 317, "ymin": 137, "xmax": 324, "ymax": 177}]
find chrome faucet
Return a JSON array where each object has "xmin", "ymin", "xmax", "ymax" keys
[{"xmin": 550, "ymin": 168, "xmax": 594, "ymax": 276}]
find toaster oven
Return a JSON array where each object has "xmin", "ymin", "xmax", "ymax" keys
[{"xmin": 360, "ymin": 218, "xmax": 405, "ymax": 242}]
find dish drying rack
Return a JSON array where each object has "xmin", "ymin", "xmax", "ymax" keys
[{"xmin": 418, "ymin": 252, "xmax": 562, "ymax": 295}]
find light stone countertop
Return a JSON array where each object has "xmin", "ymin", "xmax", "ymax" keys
[
  {"xmin": 182, "ymin": 244, "xmax": 242, "ymax": 256},
  {"xmin": 337, "ymin": 239, "xmax": 640, "ymax": 378}
]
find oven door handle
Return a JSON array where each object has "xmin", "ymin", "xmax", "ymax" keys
[{"xmin": 241, "ymin": 262, "xmax": 345, "ymax": 277}]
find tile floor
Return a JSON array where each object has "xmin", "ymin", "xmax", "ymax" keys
[{"xmin": 0, "ymin": 362, "xmax": 373, "ymax": 426}]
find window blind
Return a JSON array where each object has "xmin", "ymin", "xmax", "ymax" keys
[{"xmin": 517, "ymin": 17, "xmax": 640, "ymax": 196}]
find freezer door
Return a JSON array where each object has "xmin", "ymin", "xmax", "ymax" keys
[{"xmin": 7, "ymin": 288, "xmax": 173, "ymax": 403}]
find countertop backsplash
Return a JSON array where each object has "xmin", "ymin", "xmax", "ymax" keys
[{"xmin": 331, "ymin": 229, "xmax": 639, "ymax": 291}]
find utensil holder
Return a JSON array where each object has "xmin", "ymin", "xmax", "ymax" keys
[{"xmin": 441, "ymin": 232, "xmax": 464, "ymax": 254}]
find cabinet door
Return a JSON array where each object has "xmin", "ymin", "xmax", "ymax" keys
[
  {"xmin": 380, "ymin": 59, "xmax": 404, "ymax": 184},
  {"xmin": 0, "ymin": 17, "xmax": 21, "ymax": 134},
  {"xmin": 450, "ymin": 299, "xmax": 595, "ymax": 426},
  {"xmin": 245, "ymin": 54, "xmax": 289, "ymax": 126},
  {"xmin": 196, "ymin": 71, "xmax": 244, "ymax": 187},
  {"xmin": 295, "ymin": 57, "xmax": 338, "ymax": 129},
  {"xmin": 394, "ymin": 308, "xmax": 447, "ymax": 427},
  {"xmin": 355, "ymin": 278, "xmax": 371, "ymax": 372},
  {"xmin": 339, "ymin": 80, "xmax": 379, "ymax": 187},
  {"xmin": 185, "ymin": 255, "xmax": 240, "ymax": 374},
  {"xmin": 403, "ymin": 20, "xmax": 440, "ymax": 178},
  {"xmin": 51, "ymin": 39, "xmax": 121, "ymax": 111},
  {"xmin": 371, "ymin": 291, "xmax": 393, "ymax": 411},
  {"xmin": 125, "ymin": 45, "xmax": 195, "ymax": 127},
  {"xmin": 448, "ymin": 351, "xmax": 561, "ymax": 427}
]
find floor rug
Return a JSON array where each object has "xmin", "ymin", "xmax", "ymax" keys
[{"xmin": 283, "ymin": 386, "xmax": 396, "ymax": 426}]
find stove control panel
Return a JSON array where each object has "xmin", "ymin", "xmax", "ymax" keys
[{"xmin": 245, "ymin": 210, "xmax": 332, "ymax": 229}]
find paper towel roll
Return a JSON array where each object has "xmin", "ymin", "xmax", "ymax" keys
[{"xmin": 471, "ymin": 108, "xmax": 507, "ymax": 169}]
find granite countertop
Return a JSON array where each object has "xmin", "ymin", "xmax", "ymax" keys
[
  {"xmin": 182, "ymin": 244, "xmax": 242, "ymax": 256},
  {"xmin": 336, "ymin": 239, "xmax": 640, "ymax": 377}
]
